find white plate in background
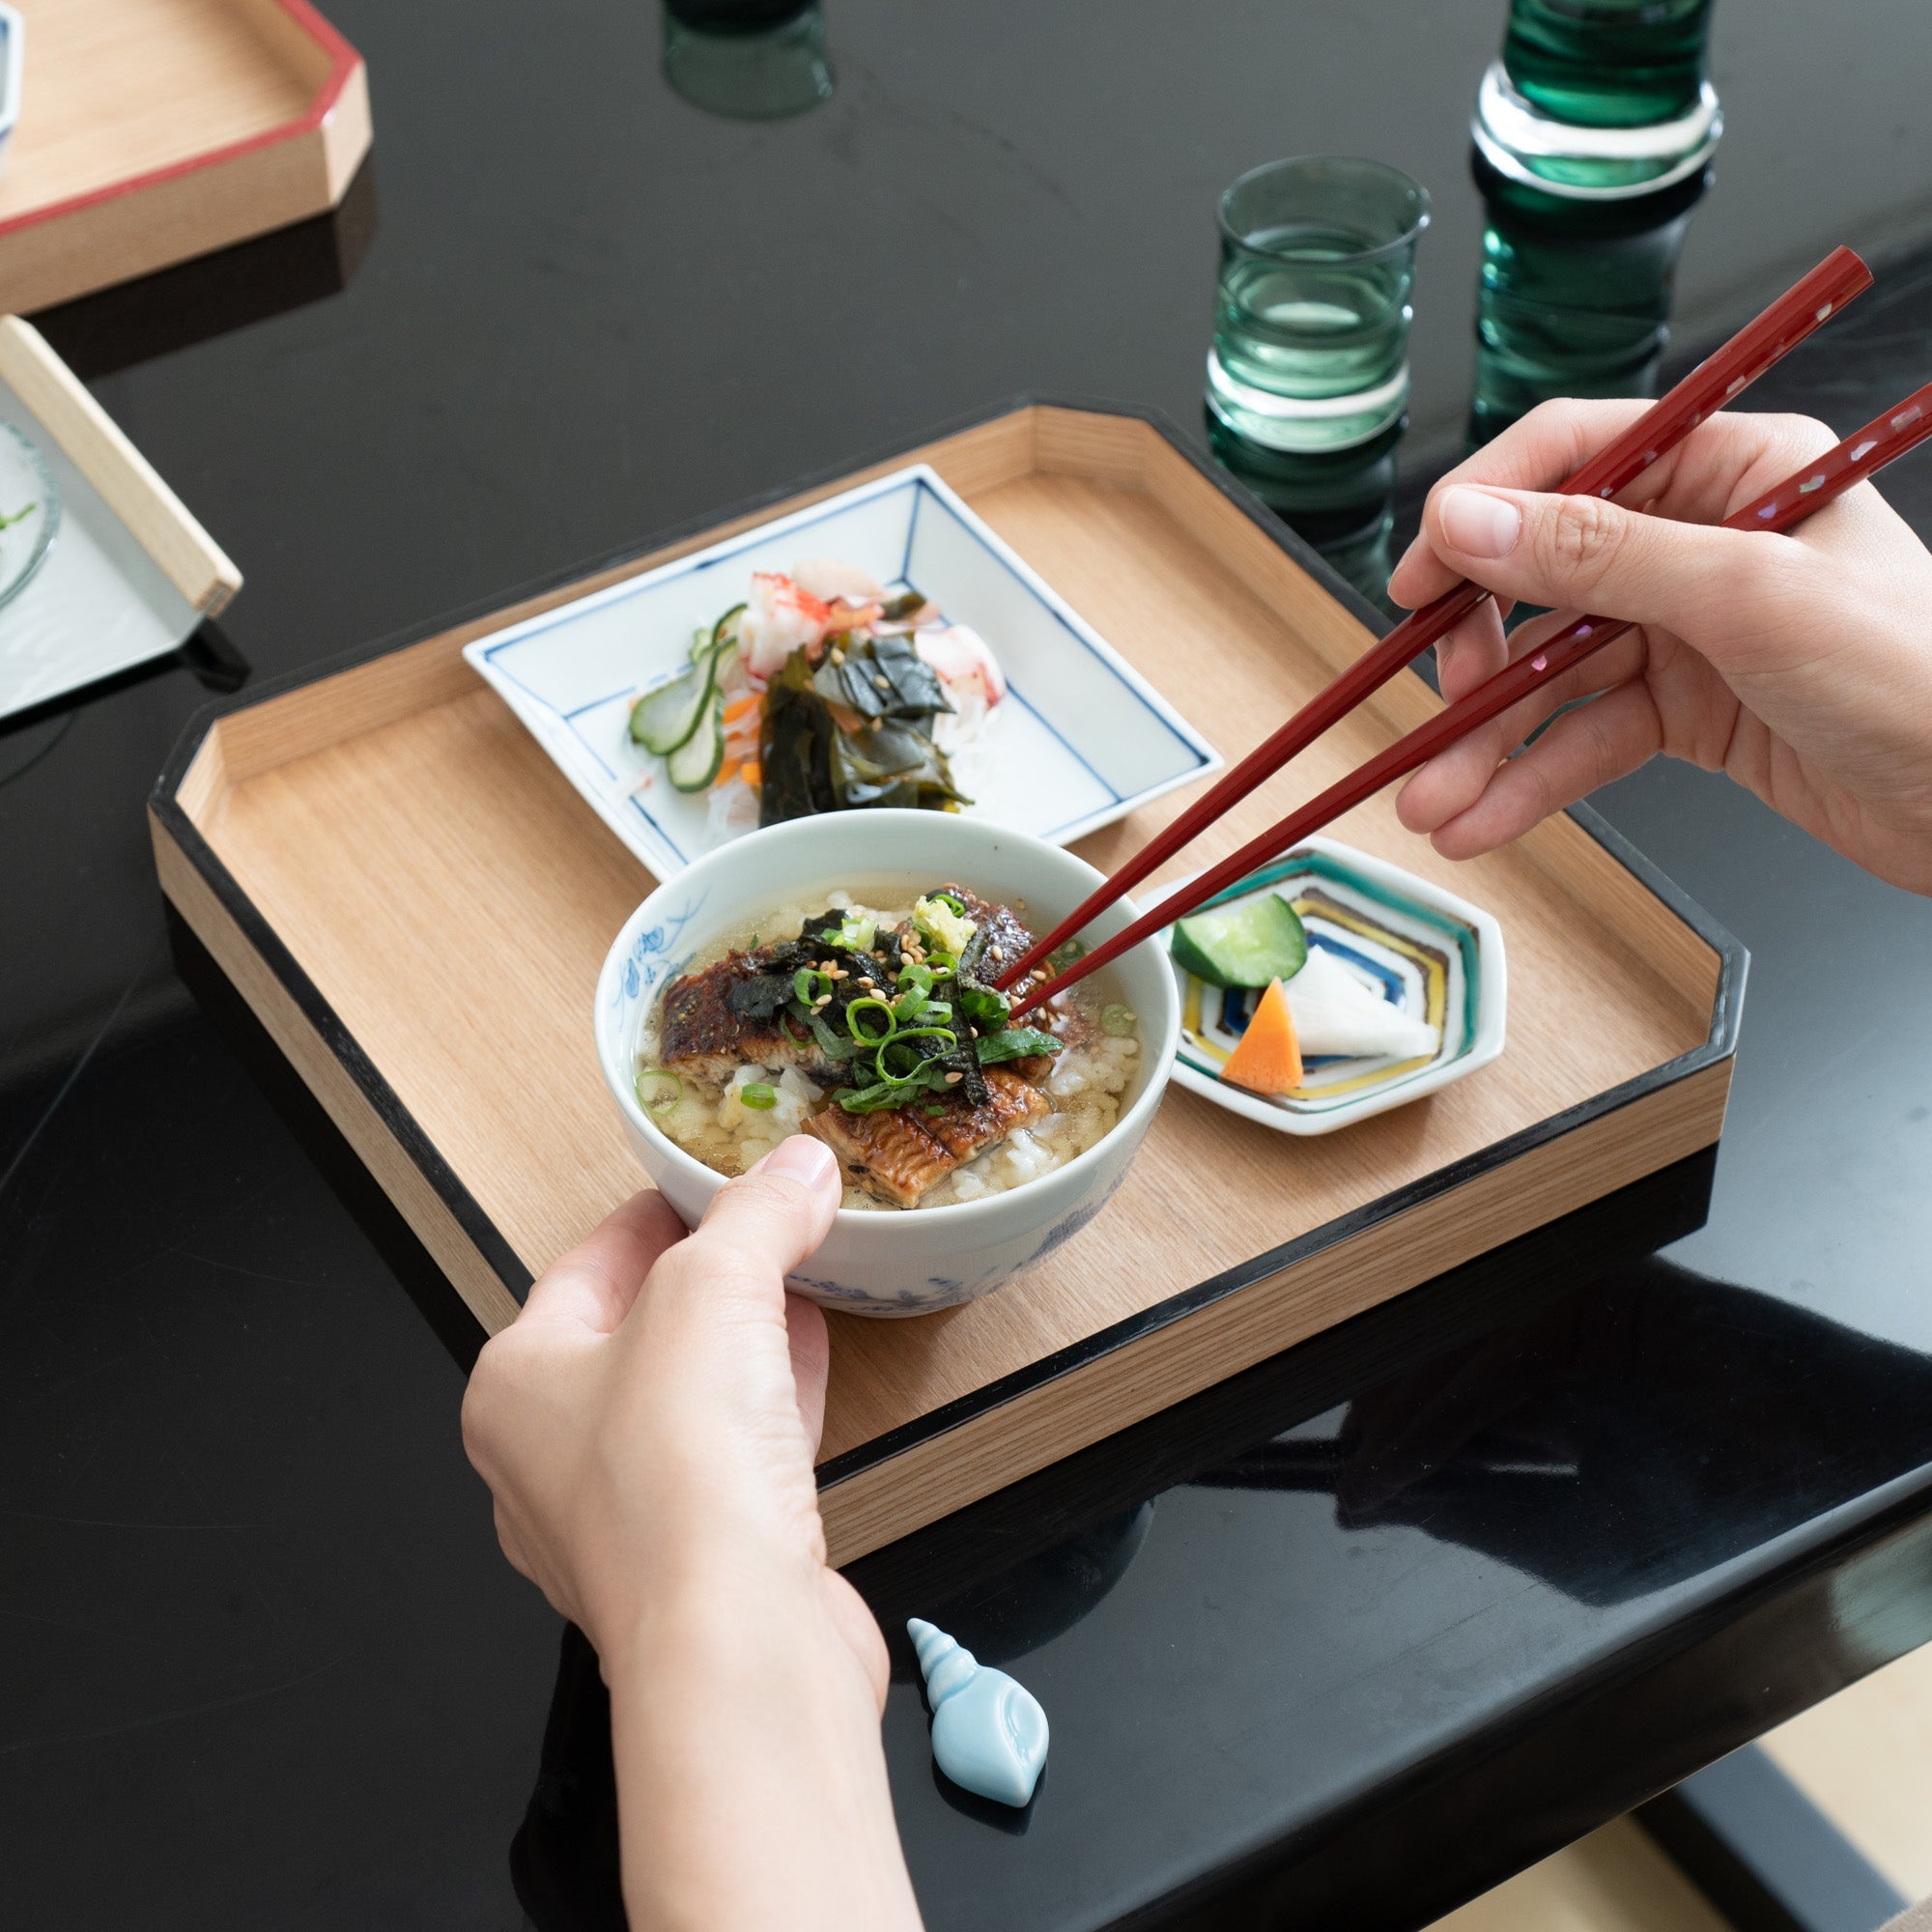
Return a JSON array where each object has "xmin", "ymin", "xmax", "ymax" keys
[
  {"xmin": 464, "ymin": 463, "xmax": 1222, "ymax": 879},
  {"xmin": 0, "ymin": 383, "xmax": 201, "ymax": 725}
]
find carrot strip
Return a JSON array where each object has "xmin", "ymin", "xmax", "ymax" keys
[
  {"xmin": 738, "ymin": 761, "xmax": 761, "ymax": 786},
  {"xmin": 713, "ymin": 760, "xmax": 740, "ymax": 790},
  {"xmin": 1220, "ymin": 978, "xmax": 1302, "ymax": 1096},
  {"xmin": 723, "ymin": 696, "xmax": 761, "ymax": 724}
]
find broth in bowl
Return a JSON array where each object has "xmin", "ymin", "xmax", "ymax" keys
[{"xmin": 638, "ymin": 883, "xmax": 1139, "ymax": 1210}]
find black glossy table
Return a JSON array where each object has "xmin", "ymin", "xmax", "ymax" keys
[{"xmin": 6, "ymin": 6, "xmax": 1932, "ymax": 1928}]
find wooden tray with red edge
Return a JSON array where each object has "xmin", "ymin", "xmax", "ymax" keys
[
  {"xmin": 0, "ymin": 0, "xmax": 370, "ymax": 313},
  {"xmin": 147, "ymin": 400, "xmax": 1745, "ymax": 1566}
]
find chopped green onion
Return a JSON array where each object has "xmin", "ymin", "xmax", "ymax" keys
[
  {"xmin": 932, "ymin": 892, "xmax": 968, "ymax": 917},
  {"xmin": 834, "ymin": 911, "xmax": 877, "ymax": 952},
  {"xmin": 895, "ymin": 962, "xmax": 934, "ymax": 999},
  {"xmin": 793, "ymin": 966, "xmax": 833, "ymax": 1006},
  {"xmin": 636, "ymin": 1068, "xmax": 681, "ymax": 1111},
  {"xmin": 1101, "ymin": 1004, "xmax": 1138, "ymax": 1037},
  {"xmin": 846, "ymin": 996, "xmax": 897, "ymax": 1044},
  {"xmin": 1048, "ymin": 938, "xmax": 1087, "ymax": 970},
  {"xmin": 740, "ymin": 1082, "xmax": 778, "ymax": 1110}
]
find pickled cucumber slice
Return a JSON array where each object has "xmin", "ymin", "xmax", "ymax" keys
[
  {"xmin": 630, "ymin": 651, "xmax": 718, "ymax": 755},
  {"xmin": 1170, "ymin": 892, "xmax": 1308, "ymax": 988},
  {"xmin": 666, "ymin": 688, "xmax": 725, "ymax": 791}
]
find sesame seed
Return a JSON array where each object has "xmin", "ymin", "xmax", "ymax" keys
[
  {"xmin": 813, "ymin": 994, "xmax": 833, "ymax": 1009},
  {"xmin": 944, "ymin": 1071, "xmax": 964, "ymax": 1084},
  {"xmin": 857, "ymin": 976, "xmax": 874, "ymax": 988},
  {"xmin": 989, "ymin": 945, "xmax": 1004, "ymax": 962}
]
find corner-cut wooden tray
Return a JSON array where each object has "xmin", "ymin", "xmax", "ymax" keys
[
  {"xmin": 149, "ymin": 403, "xmax": 1743, "ymax": 1565},
  {"xmin": 0, "ymin": 0, "xmax": 370, "ymax": 313}
]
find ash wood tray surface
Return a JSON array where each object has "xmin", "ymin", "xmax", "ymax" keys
[
  {"xmin": 0, "ymin": 0, "xmax": 369, "ymax": 312},
  {"xmin": 150, "ymin": 403, "xmax": 1743, "ymax": 1565}
]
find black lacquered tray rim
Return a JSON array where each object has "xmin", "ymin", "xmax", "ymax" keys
[{"xmin": 149, "ymin": 393, "xmax": 1748, "ymax": 1492}]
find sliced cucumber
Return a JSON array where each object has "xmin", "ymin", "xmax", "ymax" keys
[
  {"xmin": 666, "ymin": 688, "xmax": 725, "ymax": 791},
  {"xmin": 1171, "ymin": 891, "xmax": 1308, "ymax": 988},
  {"xmin": 692, "ymin": 602, "xmax": 747, "ymax": 663},
  {"xmin": 631, "ymin": 649, "xmax": 719, "ymax": 755}
]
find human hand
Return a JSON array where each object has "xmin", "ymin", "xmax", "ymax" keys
[
  {"xmin": 1386, "ymin": 398, "xmax": 1932, "ymax": 895},
  {"xmin": 463, "ymin": 1139, "xmax": 921, "ymax": 1932}
]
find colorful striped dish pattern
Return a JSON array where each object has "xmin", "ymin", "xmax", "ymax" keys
[{"xmin": 1175, "ymin": 850, "xmax": 1482, "ymax": 1119}]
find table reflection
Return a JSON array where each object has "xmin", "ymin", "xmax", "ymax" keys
[
  {"xmin": 1191, "ymin": 1254, "xmax": 1932, "ymax": 1609},
  {"xmin": 662, "ymin": 0, "xmax": 835, "ymax": 121},
  {"xmin": 28, "ymin": 157, "xmax": 378, "ymax": 383}
]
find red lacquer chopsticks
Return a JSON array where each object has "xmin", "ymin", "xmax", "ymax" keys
[
  {"xmin": 998, "ymin": 244, "xmax": 1872, "ymax": 991},
  {"xmin": 1011, "ymin": 379, "xmax": 1932, "ymax": 1018}
]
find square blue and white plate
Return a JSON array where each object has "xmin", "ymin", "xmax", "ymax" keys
[
  {"xmin": 464, "ymin": 464, "xmax": 1222, "ymax": 880},
  {"xmin": 1146, "ymin": 837, "xmax": 1508, "ymax": 1135}
]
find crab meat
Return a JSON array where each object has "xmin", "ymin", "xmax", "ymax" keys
[
  {"xmin": 791, "ymin": 556, "xmax": 888, "ymax": 606},
  {"xmin": 740, "ymin": 572, "xmax": 838, "ymax": 678},
  {"xmin": 915, "ymin": 623, "xmax": 1007, "ymax": 707}
]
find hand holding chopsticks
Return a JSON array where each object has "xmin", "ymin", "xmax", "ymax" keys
[
  {"xmin": 1008, "ymin": 374, "xmax": 1932, "ymax": 1017},
  {"xmin": 997, "ymin": 245, "xmax": 1873, "ymax": 991}
]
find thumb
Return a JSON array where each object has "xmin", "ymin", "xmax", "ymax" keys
[
  {"xmin": 1425, "ymin": 481, "xmax": 1771, "ymax": 637},
  {"xmin": 689, "ymin": 1133, "xmax": 842, "ymax": 1288}
]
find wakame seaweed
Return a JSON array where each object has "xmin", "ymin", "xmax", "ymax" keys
[{"xmin": 758, "ymin": 638, "xmax": 969, "ymax": 826}]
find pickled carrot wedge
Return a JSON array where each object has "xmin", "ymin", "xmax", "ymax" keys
[{"xmin": 1220, "ymin": 977, "xmax": 1302, "ymax": 1096}]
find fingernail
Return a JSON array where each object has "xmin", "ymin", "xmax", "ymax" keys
[
  {"xmin": 760, "ymin": 1135, "xmax": 838, "ymax": 1194},
  {"xmin": 1440, "ymin": 487, "xmax": 1521, "ymax": 559}
]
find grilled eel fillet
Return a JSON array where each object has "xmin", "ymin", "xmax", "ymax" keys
[
  {"xmin": 658, "ymin": 953, "xmax": 842, "ymax": 1087},
  {"xmin": 804, "ymin": 1069, "xmax": 1050, "ymax": 1208}
]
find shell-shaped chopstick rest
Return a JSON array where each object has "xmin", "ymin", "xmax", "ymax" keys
[{"xmin": 908, "ymin": 1617, "xmax": 1049, "ymax": 1807}]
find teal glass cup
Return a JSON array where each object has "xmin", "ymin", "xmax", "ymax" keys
[
  {"xmin": 1206, "ymin": 156, "xmax": 1429, "ymax": 456},
  {"xmin": 1475, "ymin": 0, "xmax": 1720, "ymax": 199},
  {"xmin": 662, "ymin": 0, "xmax": 834, "ymax": 122},
  {"xmin": 1468, "ymin": 155, "xmax": 1709, "ymax": 444}
]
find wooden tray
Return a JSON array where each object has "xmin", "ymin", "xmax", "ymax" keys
[
  {"xmin": 0, "ymin": 0, "xmax": 370, "ymax": 314},
  {"xmin": 148, "ymin": 402, "xmax": 1744, "ymax": 1565}
]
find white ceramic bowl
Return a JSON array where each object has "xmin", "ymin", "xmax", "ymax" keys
[{"xmin": 595, "ymin": 810, "xmax": 1179, "ymax": 1317}]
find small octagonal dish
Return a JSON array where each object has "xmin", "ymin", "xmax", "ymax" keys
[{"xmin": 1149, "ymin": 836, "xmax": 1506, "ymax": 1135}]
